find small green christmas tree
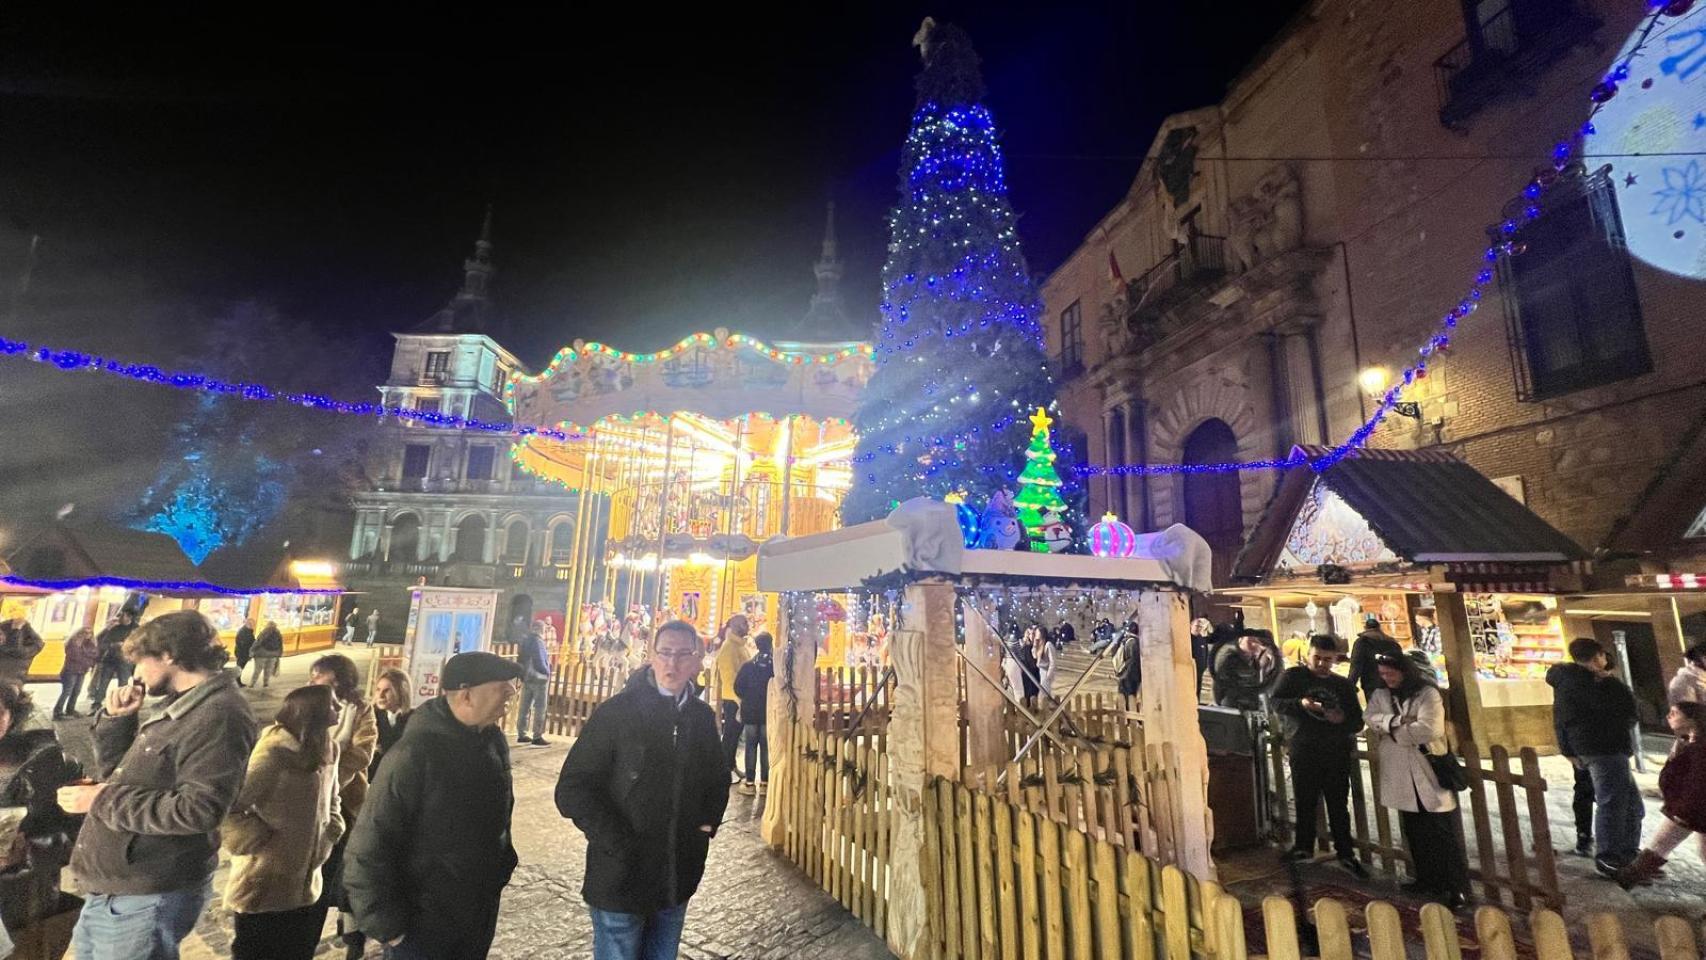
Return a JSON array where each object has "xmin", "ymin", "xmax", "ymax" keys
[{"xmin": 1014, "ymin": 406, "xmax": 1069, "ymax": 551}]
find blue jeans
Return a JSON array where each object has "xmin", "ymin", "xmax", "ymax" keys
[
  {"xmin": 590, "ymin": 902, "xmax": 688, "ymax": 960},
  {"xmin": 518, "ymin": 677, "xmax": 549, "ymax": 738},
  {"xmin": 1582, "ymin": 754, "xmax": 1644, "ymax": 864},
  {"xmin": 71, "ymin": 878, "xmax": 213, "ymax": 960},
  {"xmin": 743, "ymin": 723, "xmax": 768, "ymax": 784}
]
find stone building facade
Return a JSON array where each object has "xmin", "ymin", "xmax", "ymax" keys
[{"xmin": 1043, "ymin": 0, "xmax": 1706, "ymax": 591}]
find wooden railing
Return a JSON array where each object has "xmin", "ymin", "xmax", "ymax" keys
[{"xmin": 1266, "ymin": 729, "xmax": 1562, "ymax": 910}]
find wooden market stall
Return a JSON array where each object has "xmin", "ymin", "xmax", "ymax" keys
[
  {"xmin": 1230, "ymin": 447, "xmax": 1589, "ymax": 754},
  {"xmin": 755, "ymin": 501, "xmax": 1214, "ymax": 960}
]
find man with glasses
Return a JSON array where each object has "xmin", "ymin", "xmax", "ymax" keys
[{"xmin": 557, "ymin": 620, "xmax": 729, "ymax": 960}]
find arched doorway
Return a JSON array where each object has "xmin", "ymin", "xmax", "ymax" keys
[
  {"xmin": 502, "ymin": 519, "xmax": 530, "ymax": 564},
  {"xmin": 1181, "ymin": 419, "xmax": 1244, "ymax": 590},
  {"xmin": 453, "ymin": 515, "xmax": 488, "ymax": 563},
  {"xmin": 388, "ymin": 514, "xmax": 421, "ymax": 563}
]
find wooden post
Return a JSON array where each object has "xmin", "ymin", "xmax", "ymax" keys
[
  {"xmin": 885, "ymin": 579, "xmax": 961, "ymax": 960},
  {"xmin": 1133, "ymin": 589, "xmax": 1214, "ymax": 880},
  {"xmin": 762, "ymin": 594, "xmax": 820, "ymax": 848},
  {"xmin": 962, "ymin": 595, "xmax": 1007, "ymax": 771},
  {"xmin": 1432, "ymin": 591, "xmax": 1482, "ymax": 751}
]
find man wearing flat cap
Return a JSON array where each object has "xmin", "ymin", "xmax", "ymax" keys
[{"xmin": 345, "ymin": 651, "xmax": 523, "ymax": 960}]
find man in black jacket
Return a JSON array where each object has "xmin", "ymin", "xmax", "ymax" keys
[
  {"xmin": 1545, "ymin": 658, "xmax": 1597, "ymax": 857},
  {"xmin": 557, "ymin": 620, "xmax": 729, "ymax": 960},
  {"xmin": 87, "ymin": 609, "xmax": 138, "ymax": 710},
  {"xmin": 345, "ymin": 651, "xmax": 523, "ymax": 960},
  {"xmin": 1347, "ymin": 616, "xmax": 1402, "ymax": 698},
  {"xmin": 1553, "ymin": 638, "xmax": 1645, "ymax": 876},
  {"xmin": 1271, "ymin": 634, "xmax": 1368, "ymax": 878}
]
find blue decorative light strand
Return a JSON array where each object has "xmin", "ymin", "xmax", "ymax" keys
[
  {"xmin": 0, "ymin": 574, "xmax": 341, "ymax": 597},
  {"xmin": 0, "ymin": 335, "xmax": 587, "ymax": 443}
]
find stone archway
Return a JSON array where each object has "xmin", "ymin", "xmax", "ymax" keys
[
  {"xmin": 1181, "ymin": 419, "xmax": 1243, "ymax": 588},
  {"xmin": 387, "ymin": 513, "xmax": 422, "ymax": 563},
  {"xmin": 1146, "ymin": 374, "xmax": 1272, "ymax": 548}
]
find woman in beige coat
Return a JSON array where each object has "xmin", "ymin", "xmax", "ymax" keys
[
  {"xmin": 223, "ymin": 684, "xmax": 344, "ymax": 960},
  {"xmin": 308, "ymin": 654, "xmax": 379, "ymax": 960},
  {"xmin": 1365, "ymin": 653, "xmax": 1471, "ymax": 910}
]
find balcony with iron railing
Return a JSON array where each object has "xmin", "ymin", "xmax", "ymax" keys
[
  {"xmin": 1103, "ymin": 233, "xmax": 1227, "ymax": 351},
  {"xmin": 1434, "ymin": 0, "xmax": 1602, "ymax": 129}
]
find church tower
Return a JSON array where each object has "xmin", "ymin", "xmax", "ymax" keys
[{"xmin": 800, "ymin": 201, "xmax": 848, "ymax": 331}]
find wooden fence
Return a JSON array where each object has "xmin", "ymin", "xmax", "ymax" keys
[
  {"xmin": 778, "ymin": 719, "xmax": 894, "ymax": 939},
  {"xmin": 1266, "ymin": 729, "xmax": 1563, "ymax": 910}
]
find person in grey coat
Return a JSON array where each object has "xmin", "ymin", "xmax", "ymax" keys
[{"xmin": 57, "ymin": 610, "xmax": 258, "ymax": 960}]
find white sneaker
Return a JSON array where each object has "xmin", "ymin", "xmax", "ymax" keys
[{"xmin": 738, "ymin": 782, "xmax": 756, "ymax": 796}]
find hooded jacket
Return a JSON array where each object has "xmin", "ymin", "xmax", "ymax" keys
[
  {"xmin": 556, "ymin": 667, "xmax": 729, "ymax": 915},
  {"xmin": 344, "ymin": 696, "xmax": 517, "ymax": 957},
  {"xmin": 1545, "ymin": 662, "xmax": 1595, "ymax": 756}
]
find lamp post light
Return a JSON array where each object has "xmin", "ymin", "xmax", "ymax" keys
[{"xmin": 1357, "ymin": 366, "xmax": 1422, "ymax": 420}]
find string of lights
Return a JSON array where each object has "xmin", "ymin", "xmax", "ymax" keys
[{"xmin": 0, "ymin": 574, "xmax": 340, "ymax": 597}]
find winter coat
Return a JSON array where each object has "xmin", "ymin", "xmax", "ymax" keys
[
  {"xmin": 733, "ymin": 653, "xmax": 773, "ymax": 726},
  {"xmin": 556, "ymin": 667, "xmax": 730, "ymax": 916},
  {"xmin": 1348, "ymin": 628, "xmax": 1403, "ymax": 697},
  {"xmin": 1554, "ymin": 668, "xmax": 1638, "ymax": 757},
  {"xmin": 234, "ymin": 626, "xmax": 256, "ymax": 668},
  {"xmin": 94, "ymin": 621, "xmax": 135, "ymax": 668},
  {"xmin": 1270, "ymin": 667, "xmax": 1363, "ymax": 751},
  {"xmin": 518, "ymin": 633, "xmax": 551, "ymax": 681},
  {"xmin": 253, "ymin": 625, "xmax": 284, "ymax": 658},
  {"xmin": 69, "ymin": 671, "xmax": 259, "ymax": 895},
  {"xmin": 1365, "ymin": 684, "xmax": 1456, "ymax": 814},
  {"xmin": 369, "ymin": 710, "xmax": 409, "ymax": 780},
  {"xmin": 711, "ymin": 635, "xmax": 751, "ymax": 704},
  {"xmin": 332, "ymin": 699, "xmax": 378, "ymax": 820},
  {"xmin": 1658, "ymin": 737, "xmax": 1706, "ymax": 833},
  {"xmin": 0, "ymin": 622, "xmax": 43, "ymax": 684},
  {"xmin": 0, "ymin": 728, "xmax": 84, "ymax": 933},
  {"xmin": 1545, "ymin": 662, "xmax": 1596, "ymax": 756},
  {"xmin": 1035, "ymin": 643, "xmax": 1057, "ymax": 697},
  {"xmin": 1668, "ymin": 663, "xmax": 1706, "ymax": 706},
  {"xmin": 344, "ymin": 696, "xmax": 516, "ymax": 955},
  {"xmin": 221, "ymin": 725, "xmax": 345, "ymax": 914},
  {"xmin": 61, "ymin": 633, "xmax": 98, "ymax": 676}
]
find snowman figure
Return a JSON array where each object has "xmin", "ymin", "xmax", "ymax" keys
[
  {"xmin": 975, "ymin": 489, "xmax": 1026, "ymax": 550},
  {"xmin": 1036, "ymin": 510, "xmax": 1073, "ymax": 554}
]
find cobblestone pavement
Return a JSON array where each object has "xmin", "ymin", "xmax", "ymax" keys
[{"xmin": 34, "ymin": 649, "xmax": 896, "ymax": 959}]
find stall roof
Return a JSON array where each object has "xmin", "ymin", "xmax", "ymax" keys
[
  {"xmin": 1602, "ymin": 410, "xmax": 1706, "ymax": 560},
  {"xmin": 757, "ymin": 503, "xmax": 1206, "ymax": 593},
  {"xmin": 1235, "ymin": 447, "xmax": 1589, "ymax": 581},
  {"xmin": 2, "ymin": 523, "xmax": 203, "ymax": 587}
]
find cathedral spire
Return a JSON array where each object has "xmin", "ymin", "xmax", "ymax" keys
[
  {"xmin": 802, "ymin": 201, "xmax": 846, "ymax": 332},
  {"xmin": 418, "ymin": 205, "xmax": 497, "ymax": 333},
  {"xmin": 459, "ymin": 204, "xmax": 495, "ymax": 301}
]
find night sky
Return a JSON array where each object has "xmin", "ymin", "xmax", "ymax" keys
[{"xmin": 0, "ymin": 2, "xmax": 1306, "ymax": 527}]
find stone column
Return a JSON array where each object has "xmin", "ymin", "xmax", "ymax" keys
[
  {"xmin": 1101, "ymin": 409, "xmax": 1123, "ymax": 519},
  {"xmin": 485, "ymin": 510, "xmax": 500, "ymax": 564},
  {"xmin": 1134, "ymin": 589, "xmax": 1215, "ymax": 880},
  {"xmin": 885, "ymin": 579, "xmax": 960, "ymax": 960},
  {"xmin": 961, "ymin": 595, "xmax": 1007, "ymax": 772},
  {"xmin": 1121, "ymin": 400, "xmax": 1150, "ymax": 530}
]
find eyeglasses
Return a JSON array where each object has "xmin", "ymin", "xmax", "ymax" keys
[{"xmin": 654, "ymin": 649, "xmax": 702, "ymax": 661}]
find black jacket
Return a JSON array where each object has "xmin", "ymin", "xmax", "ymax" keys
[
  {"xmin": 233, "ymin": 626, "xmax": 256, "ymax": 666},
  {"xmin": 733, "ymin": 653, "xmax": 773, "ymax": 726},
  {"xmin": 1550, "ymin": 665, "xmax": 1638, "ymax": 757},
  {"xmin": 1348, "ymin": 629, "xmax": 1403, "ymax": 696},
  {"xmin": 1270, "ymin": 667, "xmax": 1363, "ymax": 751},
  {"xmin": 0, "ymin": 729, "xmax": 84, "ymax": 932},
  {"xmin": 344, "ymin": 697, "xmax": 516, "ymax": 957},
  {"xmin": 556, "ymin": 668, "xmax": 729, "ymax": 915},
  {"xmin": 0, "ymin": 622, "xmax": 43, "ymax": 683},
  {"xmin": 93, "ymin": 622, "xmax": 134, "ymax": 668},
  {"xmin": 253, "ymin": 625, "xmax": 284, "ymax": 657},
  {"xmin": 369, "ymin": 710, "xmax": 409, "ymax": 780}
]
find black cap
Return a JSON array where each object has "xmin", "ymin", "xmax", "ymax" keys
[{"xmin": 440, "ymin": 651, "xmax": 524, "ymax": 691}]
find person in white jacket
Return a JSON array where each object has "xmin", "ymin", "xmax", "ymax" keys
[
  {"xmin": 1365, "ymin": 652, "xmax": 1470, "ymax": 910},
  {"xmin": 1668, "ymin": 642, "xmax": 1706, "ymax": 706}
]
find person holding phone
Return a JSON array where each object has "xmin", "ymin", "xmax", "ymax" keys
[{"xmin": 57, "ymin": 610, "xmax": 258, "ymax": 960}]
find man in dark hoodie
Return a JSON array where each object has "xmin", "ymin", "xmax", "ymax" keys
[
  {"xmin": 1546, "ymin": 655, "xmax": 1598, "ymax": 857},
  {"xmin": 1551, "ymin": 638, "xmax": 1644, "ymax": 876},
  {"xmin": 557, "ymin": 620, "xmax": 729, "ymax": 960},
  {"xmin": 345, "ymin": 651, "xmax": 523, "ymax": 960}
]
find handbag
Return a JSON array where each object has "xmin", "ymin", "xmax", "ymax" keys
[{"xmin": 1422, "ymin": 746, "xmax": 1469, "ymax": 791}]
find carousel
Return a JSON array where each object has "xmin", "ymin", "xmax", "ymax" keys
[{"xmin": 504, "ymin": 328, "xmax": 876, "ymax": 660}]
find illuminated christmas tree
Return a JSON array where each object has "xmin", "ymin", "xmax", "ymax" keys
[
  {"xmin": 1013, "ymin": 407, "xmax": 1068, "ymax": 549},
  {"xmin": 841, "ymin": 19, "xmax": 1075, "ymax": 524}
]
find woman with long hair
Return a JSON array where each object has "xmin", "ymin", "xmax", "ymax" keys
[
  {"xmin": 1365, "ymin": 652, "xmax": 1471, "ymax": 909},
  {"xmin": 223, "ymin": 685, "xmax": 344, "ymax": 960},
  {"xmin": 308, "ymin": 654, "xmax": 378, "ymax": 960},
  {"xmin": 370, "ymin": 667, "xmax": 413, "ymax": 778}
]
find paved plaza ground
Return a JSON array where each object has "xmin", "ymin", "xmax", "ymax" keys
[{"xmin": 30, "ymin": 648, "xmax": 1705, "ymax": 958}]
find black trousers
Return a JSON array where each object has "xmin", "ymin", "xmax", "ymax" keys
[
  {"xmin": 233, "ymin": 904, "xmax": 326, "ymax": 960},
  {"xmin": 1290, "ymin": 743, "xmax": 1355, "ymax": 856},
  {"xmin": 720, "ymin": 701, "xmax": 743, "ymax": 776},
  {"xmin": 1572, "ymin": 763, "xmax": 1595, "ymax": 844},
  {"xmin": 1399, "ymin": 808, "xmax": 1472, "ymax": 896}
]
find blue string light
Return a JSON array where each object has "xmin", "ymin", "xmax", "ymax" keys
[
  {"xmin": 0, "ymin": 335, "xmax": 586, "ymax": 443},
  {"xmin": 0, "ymin": 574, "xmax": 340, "ymax": 597}
]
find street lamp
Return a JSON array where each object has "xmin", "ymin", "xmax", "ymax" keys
[{"xmin": 1357, "ymin": 366, "xmax": 1421, "ymax": 420}]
